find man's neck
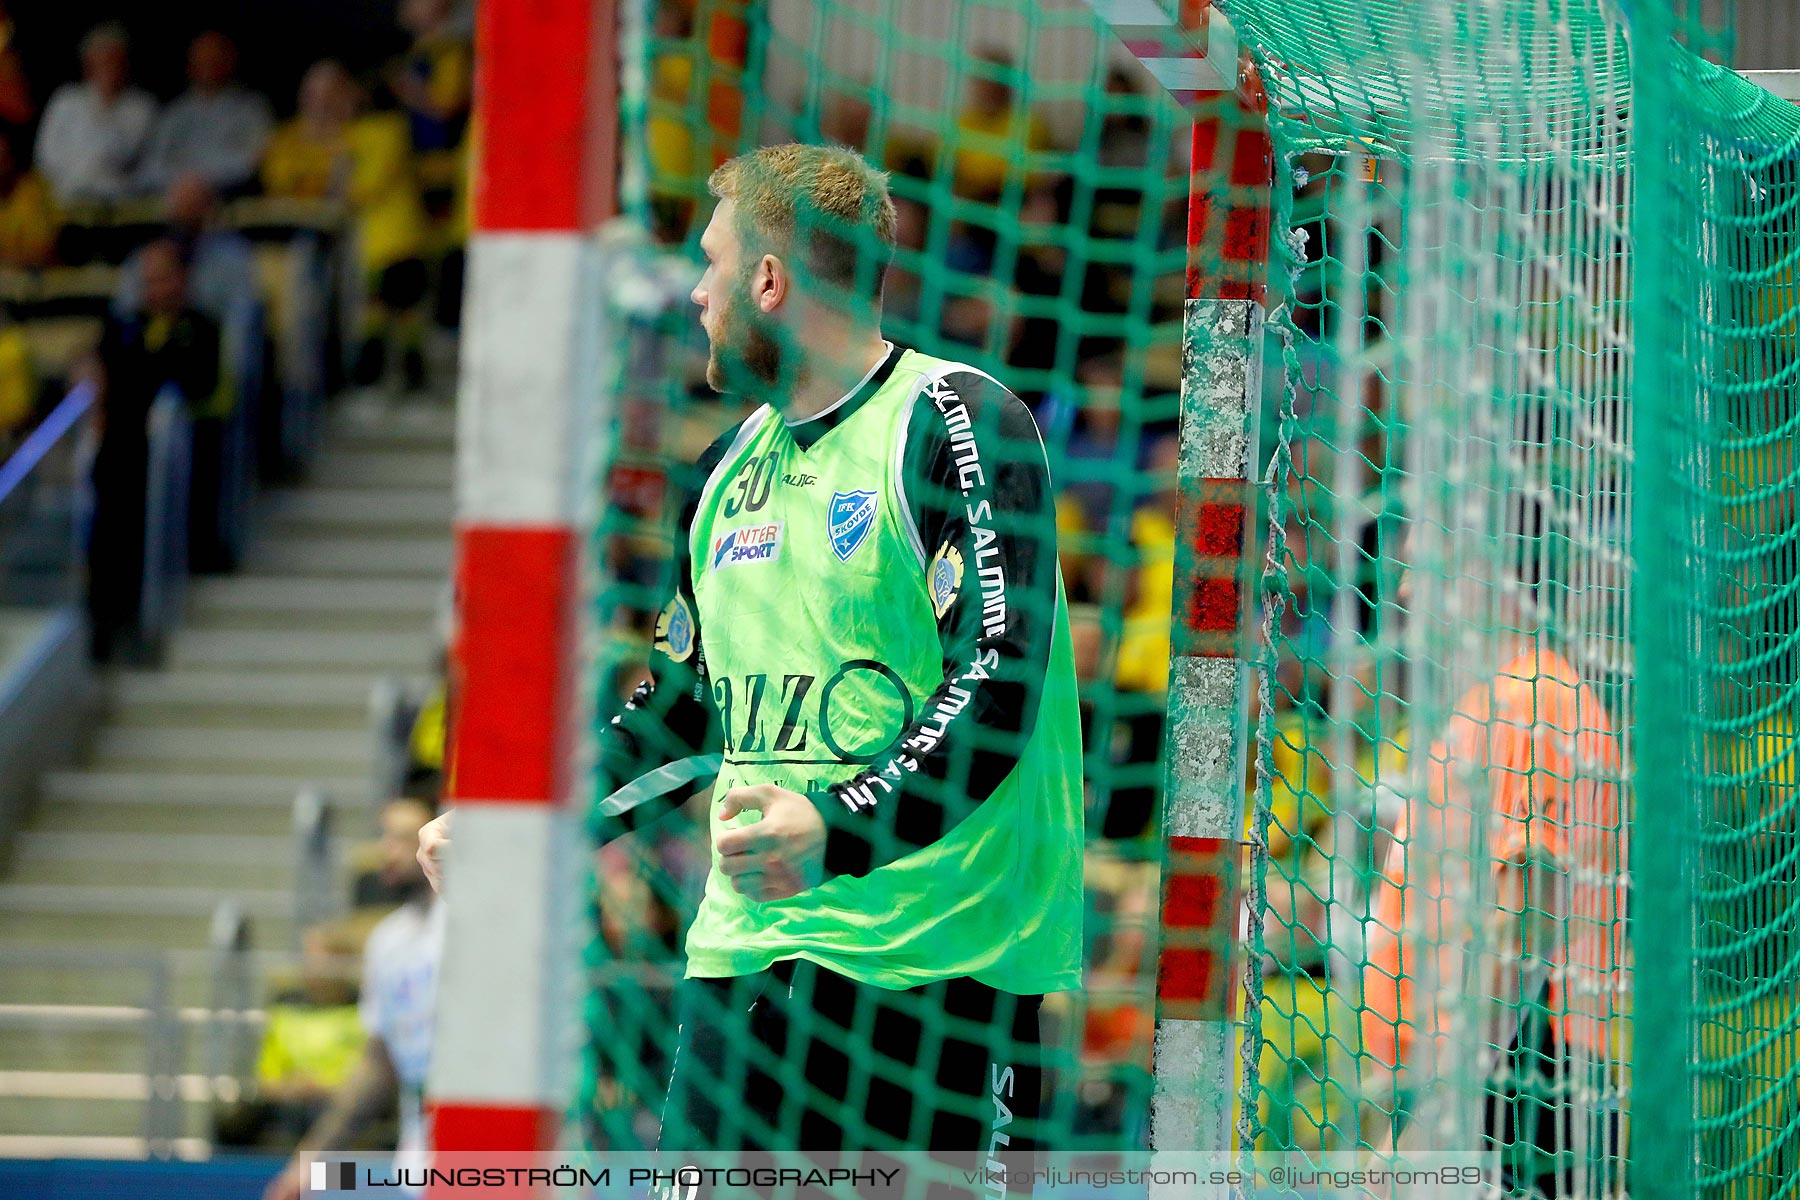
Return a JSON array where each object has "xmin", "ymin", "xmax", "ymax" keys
[{"xmin": 782, "ymin": 332, "xmax": 889, "ymax": 423}]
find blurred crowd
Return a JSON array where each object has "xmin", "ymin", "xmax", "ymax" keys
[
  {"xmin": 0, "ymin": 2, "xmax": 474, "ymax": 661},
  {"xmin": 0, "ymin": 1, "xmax": 472, "ymax": 442}
]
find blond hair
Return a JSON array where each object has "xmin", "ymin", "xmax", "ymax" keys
[{"xmin": 708, "ymin": 143, "xmax": 898, "ymax": 301}]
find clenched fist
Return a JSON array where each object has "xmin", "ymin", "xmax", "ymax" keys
[{"xmin": 714, "ymin": 784, "xmax": 827, "ymax": 902}]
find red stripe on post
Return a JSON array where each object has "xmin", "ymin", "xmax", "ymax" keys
[
  {"xmin": 426, "ymin": 1103, "xmax": 559, "ymax": 1197},
  {"xmin": 474, "ymin": 0, "xmax": 614, "ymax": 231},
  {"xmin": 448, "ymin": 526, "xmax": 576, "ymax": 805},
  {"xmin": 1229, "ymin": 127, "xmax": 1273, "ymax": 187},
  {"xmin": 1173, "ymin": 479, "xmax": 1250, "ymax": 658},
  {"xmin": 1186, "ymin": 98, "xmax": 1272, "ymax": 304},
  {"xmin": 1158, "ymin": 835, "xmax": 1242, "ymax": 1021}
]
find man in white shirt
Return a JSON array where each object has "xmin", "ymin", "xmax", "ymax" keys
[
  {"xmin": 35, "ymin": 23, "xmax": 157, "ymax": 204},
  {"xmin": 265, "ymin": 797, "xmax": 446, "ymax": 1200},
  {"xmin": 135, "ymin": 31, "xmax": 272, "ymax": 196}
]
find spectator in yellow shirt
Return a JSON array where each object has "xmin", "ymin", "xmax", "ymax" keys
[
  {"xmin": 263, "ymin": 62, "xmax": 430, "ymax": 392},
  {"xmin": 0, "ymin": 317, "xmax": 34, "ymax": 450},
  {"xmin": 952, "ymin": 48, "xmax": 1051, "ymax": 201},
  {"xmin": 0, "ymin": 128, "xmax": 57, "ymax": 268},
  {"xmin": 215, "ymin": 924, "xmax": 367, "ymax": 1149},
  {"xmin": 1114, "ymin": 435, "xmax": 1178, "ymax": 695},
  {"xmin": 387, "ymin": 0, "xmax": 471, "ymax": 219}
]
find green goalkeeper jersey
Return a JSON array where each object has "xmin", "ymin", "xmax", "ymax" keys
[{"xmin": 592, "ymin": 344, "xmax": 1084, "ymax": 995}]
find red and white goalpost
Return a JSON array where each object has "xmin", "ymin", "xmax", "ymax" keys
[
  {"xmin": 426, "ymin": 0, "xmax": 619, "ymax": 1174},
  {"xmin": 1086, "ymin": 0, "xmax": 1272, "ymax": 1157}
]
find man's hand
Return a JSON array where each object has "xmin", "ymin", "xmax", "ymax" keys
[
  {"xmin": 715, "ymin": 784, "xmax": 827, "ymax": 902},
  {"xmin": 418, "ymin": 810, "xmax": 453, "ymax": 893}
]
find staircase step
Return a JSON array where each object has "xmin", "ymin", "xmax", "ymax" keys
[
  {"xmin": 0, "ymin": 953, "xmax": 298, "ymax": 1007},
  {"xmin": 244, "ymin": 535, "xmax": 452, "ymax": 580},
  {"xmin": 166, "ymin": 629, "xmax": 433, "ymax": 673},
  {"xmin": 0, "ymin": 911, "xmax": 296, "ymax": 952},
  {"xmin": 184, "ymin": 576, "xmax": 441, "ymax": 634},
  {"xmin": 328, "ymin": 400, "xmax": 457, "ymax": 448},
  {"xmin": 307, "ymin": 449, "xmax": 455, "ymax": 490},
  {"xmin": 8, "ymin": 832, "xmax": 301, "ymax": 890},
  {"xmin": 0, "ymin": 883, "xmax": 291, "ymax": 919},
  {"xmin": 0, "ymin": 1093, "xmax": 210, "ymax": 1140},
  {"xmin": 189, "ymin": 575, "xmax": 444, "ymax": 618},
  {"xmin": 33, "ymin": 772, "xmax": 371, "ymax": 837},
  {"xmin": 32, "ymin": 805, "xmax": 302, "ymax": 838},
  {"xmin": 0, "ymin": 884, "xmax": 296, "ymax": 950},
  {"xmin": 106, "ymin": 670, "xmax": 381, "ymax": 728},
  {"xmin": 87, "ymin": 727, "xmax": 374, "ymax": 774},
  {"xmin": 0, "ymin": 1006, "xmax": 265, "ymax": 1074},
  {"xmin": 110, "ymin": 669, "xmax": 381, "ymax": 707},
  {"xmin": 185, "ymin": 606, "xmax": 434, "ymax": 637},
  {"xmin": 262, "ymin": 487, "xmax": 454, "ymax": 535},
  {"xmin": 0, "ymin": 1133, "xmax": 211, "ymax": 1158},
  {"xmin": 42, "ymin": 771, "xmax": 370, "ymax": 807}
]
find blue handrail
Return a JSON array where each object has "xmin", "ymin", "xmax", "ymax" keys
[{"xmin": 0, "ymin": 381, "xmax": 97, "ymax": 505}]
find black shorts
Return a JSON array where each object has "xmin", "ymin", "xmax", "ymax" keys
[{"xmin": 660, "ymin": 958, "xmax": 1043, "ymax": 1157}]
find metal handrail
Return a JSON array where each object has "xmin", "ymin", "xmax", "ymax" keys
[
  {"xmin": 0, "ymin": 944, "xmax": 183, "ymax": 1159},
  {"xmin": 0, "ymin": 382, "xmax": 95, "ymax": 505},
  {"xmin": 292, "ymin": 786, "xmax": 339, "ymax": 943},
  {"xmin": 137, "ymin": 387, "xmax": 192, "ymax": 658},
  {"xmin": 206, "ymin": 901, "xmax": 256, "ymax": 1106},
  {"xmin": 368, "ymin": 675, "xmax": 425, "ymax": 803}
]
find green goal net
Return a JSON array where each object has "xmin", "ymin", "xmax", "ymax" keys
[{"xmin": 1209, "ymin": 0, "xmax": 1800, "ymax": 1195}]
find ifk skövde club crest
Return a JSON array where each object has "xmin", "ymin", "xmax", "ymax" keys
[{"xmin": 828, "ymin": 489, "xmax": 878, "ymax": 562}]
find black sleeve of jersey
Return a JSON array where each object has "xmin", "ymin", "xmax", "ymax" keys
[
  {"xmin": 809, "ymin": 370, "xmax": 1059, "ymax": 878},
  {"xmin": 586, "ymin": 423, "xmax": 738, "ymax": 847}
]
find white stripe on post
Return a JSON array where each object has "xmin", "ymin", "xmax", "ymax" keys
[
  {"xmin": 431, "ymin": 805, "xmax": 581, "ymax": 1104},
  {"xmin": 456, "ymin": 234, "xmax": 592, "ymax": 525}
]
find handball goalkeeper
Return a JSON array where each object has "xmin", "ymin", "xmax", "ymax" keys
[{"xmin": 422, "ymin": 143, "xmax": 1083, "ymax": 1158}]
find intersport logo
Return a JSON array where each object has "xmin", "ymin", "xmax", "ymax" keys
[{"xmin": 711, "ymin": 522, "xmax": 783, "ymax": 569}]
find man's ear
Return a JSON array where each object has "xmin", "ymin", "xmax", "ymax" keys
[{"xmin": 755, "ymin": 253, "xmax": 788, "ymax": 313}]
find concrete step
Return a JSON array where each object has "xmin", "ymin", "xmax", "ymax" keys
[
  {"xmin": 87, "ymin": 727, "xmax": 374, "ymax": 775},
  {"xmin": 0, "ymin": 883, "xmax": 291, "ymax": 920},
  {"xmin": 327, "ymin": 399, "xmax": 457, "ymax": 449},
  {"xmin": 261, "ymin": 487, "xmax": 454, "ymax": 537},
  {"xmin": 0, "ymin": 1015, "xmax": 242, "ymax": 1074},
  {"xmin": 190, "ymin": 575, "xmax": 444, "ymax": 616},
  {"xmin": 0, "ymin": 1093, "xmax": 210, "ymax": 1140},
  {"xmin": 106, "ymin": 672, "xmax": 383, "ymax": 719},
  {"xmin": 7, "ymin": 832, "xmax": 300, "ymax": 890},
  {"xmin": 0, "ymin": 952, "xmax": 297, "ymax": 1007},
  {"xmin": 166, "ymin": 629, "xmax": 434, "ymax": 673},
  {"xmin": 41, "ymin": 771, "xmax": 370, "ymax": 807},
  {"xmin": 0, "ymin": 910, "xmax": 296, "ymax": 952},
  {"xmin": 184, "ymin": 605, "xmax": 434, "ymax": 637},
  {"xmin": 105, "ymin": 670, "xmax": 381, "ymax": 729},
  {"xmin": 244, "ymin": 535, "xmax": 453, "ymax": 580},
  {"xmin": 33, "ymin": 772, "xmax": 371, "ymax": 837},
  {"xmin": 0, "ymin": 885, "xmax": 295, "ymax": 951},
  {"xmin": 0, "ymin": 1133, "xmax": 210, "ymax": 1158},
  {"xmin": 31, "ymin": 804, "xmax": 305, "ymax": 838},
  {"xmin": 306, "ymin": 449, "xmax": 455, "ymax": 490}
]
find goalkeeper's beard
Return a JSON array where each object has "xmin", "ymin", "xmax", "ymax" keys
[{"xmin": 706, "ymin": 287, "xmax": 784, "ymax": 395}]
